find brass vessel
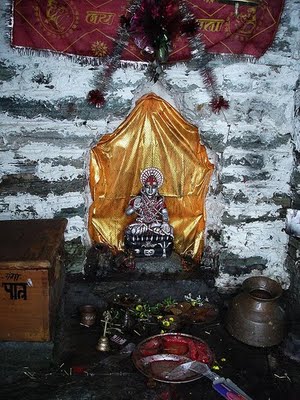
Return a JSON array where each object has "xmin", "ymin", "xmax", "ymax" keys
[{"xmin": 226, "ymin": 276, "xmax": 285, "ymax": 347}]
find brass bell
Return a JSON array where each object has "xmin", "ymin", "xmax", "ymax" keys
[
  {"xmin": 219, "ymin": 0, "xmax": 261, "ymax": 15},
  {"xmin": 96, "ymin": 310, "xmax": 111, "ymax": 351},
  {"xmin": 96, "ymin": 336, "xmax": 110, "ymax": 352}
]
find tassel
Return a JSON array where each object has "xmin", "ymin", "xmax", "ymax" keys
[
  {"xmin": 210, "ymin": 96, "xmax": 230, "ymax": 113},
  {"xmin": 87, "ymin": 90, "xmax": 106, "ymax": 108}
]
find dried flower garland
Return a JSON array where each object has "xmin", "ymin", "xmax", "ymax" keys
[{"xmin": 87, "ymin": 0, "xmax": 228, "ymax": 113}]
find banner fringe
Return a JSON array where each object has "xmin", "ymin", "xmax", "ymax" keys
[
  {"xmin": 9, "ymin": 44, "xmax": 153, "ymax": 68},
  {"xmin": 9, "ymin": 43, "xmax": 258, "ymax": 70},
  {"xmin": 210, "ymin": 53, "xmax": 258, "ymax": 64}
]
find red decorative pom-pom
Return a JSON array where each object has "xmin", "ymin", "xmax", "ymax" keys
[
  {"xmin": 87, "ymin": 90, "xmax": 105, "ymax": 108},
  {"xmin": 210, "ymin": 96, "xmax": 229, "ymax": 114}
]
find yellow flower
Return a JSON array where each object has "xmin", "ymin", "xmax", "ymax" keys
[
  {"xmin": 162, "ymin": 320, "xmax": 170, "ymax": 327},
  {"xmin": 169, "ymin": 317, "xmax": 174, "ymax": 322},
  {"xmin": 135, "ymin": 304, "xmax": 143, "ymax": 311},
  {"xmin": 157, "ymin": 315, "xmax": 163, "ymax": 320}
]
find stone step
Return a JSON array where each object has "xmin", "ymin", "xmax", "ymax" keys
[
  {"xmin": 134, "ymin": 251, "xmax": 182, "ymax": 273},
  {"xmin": 93, "ymin": 276, "xmax": 219, "ymax": 305},
  {"xmin": 70, "ymin": 251, "xmax": 219, "ymax": 306}
]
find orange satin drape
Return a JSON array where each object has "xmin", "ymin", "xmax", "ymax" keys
[{"xmin": 88, "ymin": 93, "xmax": 214, "ymax": 261}]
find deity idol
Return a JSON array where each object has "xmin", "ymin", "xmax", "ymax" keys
[{"xmin": 124, "ymin": 167, "xmax": 174, "ymax": 257}]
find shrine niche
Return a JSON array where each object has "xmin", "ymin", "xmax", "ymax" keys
[{"xmin": 88, "ymin": 93, "xmax": 214, "ymax": 262}]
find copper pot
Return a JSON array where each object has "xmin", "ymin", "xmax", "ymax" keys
[{"xmin": 226, "ymin": 276, "xmax": 285, "ymax": 347}]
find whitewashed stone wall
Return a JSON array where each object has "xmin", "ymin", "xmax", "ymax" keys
[{"xmin": 0, "ymin": 1, "xmax": 299, "ymax": 290}]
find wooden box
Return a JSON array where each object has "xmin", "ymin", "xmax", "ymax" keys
[{"xmin": 0, "ymin": 219, "xmax": 67, "ymax": 342}]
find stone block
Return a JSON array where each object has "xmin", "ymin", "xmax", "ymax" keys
[
  {"xmin": 221, "ymin": 211, "xmax": 277, "ymax": 225},
  {"xmin": 219, "ymin": 252, "xmax": 267, "ymax": 276},
  {"xmin": 272, "ymin": 192, "xmax": 292, "ymax": 208},
  {"xmin": 288, "ymin": 237, "xmax": 300, "ymax": 260},
  {"xmin": 233, "ymin": 190, "xmax": 249, "ymax": 203},
  {"xmin": 0, "ymin": 175, "xmax": 85, "ymax": 197},
  {"xmin": 224, "ymin": 153, "xmax": 265, "ymax": 169},
  {"xmin": 220, "ymin": 171, "xmax": 271, "ymax": 184},
  {"xmin": 228, "ymin": 133, "xmax": 290, "ymax": 150},
  {"xmin": 0, "ymin": 61, "xmax": 16, "ymax": 82},
  {"xmin": 135, "ymin": 252, "xmax": 182, "ymax": 273},
  {"xmin": 64, "ymin": 239, "xmax": 87, "ymax": 274},
  {"xmin": 291, "ymin": 169, "xmax": 300, "ymax": 190}
]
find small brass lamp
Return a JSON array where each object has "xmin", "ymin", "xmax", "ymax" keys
[{"xmin": 220, "ymin": 0, "xmax": 261, "ymax": 15}]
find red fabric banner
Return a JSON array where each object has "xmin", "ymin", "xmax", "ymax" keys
[{"xmin": 12, "ymin": 0, "xmax": 284, "ymax": 61}]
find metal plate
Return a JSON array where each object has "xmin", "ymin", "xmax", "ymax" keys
[{"xmin": 132, "ymin": 332, "xmax": 214, "ymax": 384}]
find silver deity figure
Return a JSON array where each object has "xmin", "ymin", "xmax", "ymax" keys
[{"xmin": 124, "ymin": 168, "xmax": 174, "ymax": 257}]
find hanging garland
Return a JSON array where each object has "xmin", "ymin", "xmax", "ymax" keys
[
  {"xmin": 87, "ymin": 0, "xmax": 229, "ymax": 113},
  {"xmin": 87, "ymin": 0, "xmax": 142, "ymax": 108}
]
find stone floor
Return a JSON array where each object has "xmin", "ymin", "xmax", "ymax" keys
[{"xmin": 1, "ymin": 259, "xmax": 300, "ymax": 400}]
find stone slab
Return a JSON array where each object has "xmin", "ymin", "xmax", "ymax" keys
[
  {"xmin": 93, "ymin": 278, "xmax": 219, "ymax": 305},
  {"xmin": 0, "ymin": 341, "xmax": 54, "ymax": 383},
  {"xmin": 134, "ymin": 252, "xmax": 182, "ymax": 273}
]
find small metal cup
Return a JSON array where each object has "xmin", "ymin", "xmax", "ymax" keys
[{"xmin": 79, "ymin": 305, "xmax": 97, "ymax": 327}]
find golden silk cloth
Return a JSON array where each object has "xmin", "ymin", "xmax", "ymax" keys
[{"xmin": 88, "ymin": 93, "xmax": 214, "ymax": 261}]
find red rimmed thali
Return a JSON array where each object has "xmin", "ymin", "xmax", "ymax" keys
[{"xmin": 132, "ymin": 332, "xmax": 214, "ymax": 384}]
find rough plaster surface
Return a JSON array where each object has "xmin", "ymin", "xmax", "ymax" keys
[{"xmin": 0, "ymin": 1, "xmax": 299, "ymax": 289}]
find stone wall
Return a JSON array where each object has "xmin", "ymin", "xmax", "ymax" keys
[{"xmin": 0, "ymin": 1, "xmax": 299, "ymax": 291}]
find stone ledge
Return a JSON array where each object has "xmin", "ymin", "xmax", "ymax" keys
[
  {"xmin": 0, "ymin": 341, "xmax": 54, "ymax": 383},
  {"xmin": 93, "ymin": 279, "xmax": 219, "ymax": 305}
]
